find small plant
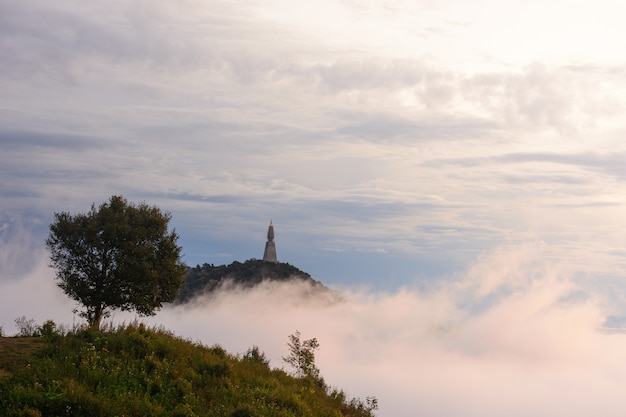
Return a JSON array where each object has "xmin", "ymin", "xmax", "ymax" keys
[
  {"xmin": 348, "ymin": 396, "xmax": 379, "ymax": 416},
  {"xmin": 282, "ymin": 330, "xmax": 320, "ymax": 380},
  {"xmin": 231, "ymin": 407, "xmax": 254, "ymax": 417},
  {"xmin": 366, "ymin": 396, "xmax": 378, "ymax": 412},
  {"xmin": 18, "ymin": 405, "xmax": 42, "ymax": 417}
]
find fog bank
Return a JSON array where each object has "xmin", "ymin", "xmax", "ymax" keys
[{"xmin": 2, "ymin": 242, "xmax": 626, "ymax": 417}]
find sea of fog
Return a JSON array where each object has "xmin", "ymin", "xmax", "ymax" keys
[{"xmin": 2, "ymin": 240, "xmax": 626, "ymax": 417}]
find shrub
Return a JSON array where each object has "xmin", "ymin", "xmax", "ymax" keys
[
  {"xmin": 38, "ymin": 320, "xmax": 59, "ymax": 339},
  {"xmin": 242, "ymin": 346, "xmax": 269, "ymax": 367},
  {"xmin": 14, "ymin": 316, "xmax": 39, "ymax": 337}
]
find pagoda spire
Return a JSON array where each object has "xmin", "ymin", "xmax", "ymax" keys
[{"xmin": 262, "ymin": 220, "xmax": 278, "ymax": 263}]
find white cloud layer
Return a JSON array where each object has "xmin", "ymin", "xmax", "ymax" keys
[{"xmin": 3, "ymin": 242, "xmax": 626, "ymax": 417}]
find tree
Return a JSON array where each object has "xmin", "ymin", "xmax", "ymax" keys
[
  {"xmin": 282, "ymin": 330, "xmax": 321, "ymax": 380},
  {"xmin": 46, "ymin": 195, "xmax": 186, "ymax": 329},
  {"xmin": 14, "ymin": 316, "xmax": 40, "ymax": 337}
]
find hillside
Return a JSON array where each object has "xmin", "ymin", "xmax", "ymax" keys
[
  {"xmin": 0, "ymin": 323, "xmax": 376, "ymax": 417},
  {"xmin": 177, "ymin": 259, "xmax": 332, "ymax": 303}
]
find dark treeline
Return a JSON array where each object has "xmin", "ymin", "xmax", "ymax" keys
[{"xmin": 176, "ymin": 259, "xmax": 329, "ymax": 303}]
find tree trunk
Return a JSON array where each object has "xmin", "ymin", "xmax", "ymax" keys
[{"xmin": 92, "ymin": 305, "xmax": 103, "ymax": 330}]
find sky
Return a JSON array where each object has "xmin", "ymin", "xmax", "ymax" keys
[{"xmin": 2, "ymin": 0, "xmax": 626, "ymax": 415}]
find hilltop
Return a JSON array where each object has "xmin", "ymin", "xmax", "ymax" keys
[
  {"xmin": 0, "ymin": 322, "xmax": 376, "ymax": 417},
  {"xmin": 176, "ymin": 259, "xmax": 333, "ymax": 303}
]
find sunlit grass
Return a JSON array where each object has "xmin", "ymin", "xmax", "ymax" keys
[{"xmin": 0, "ymin": 320, "xmax": 376, "ymax": 417}]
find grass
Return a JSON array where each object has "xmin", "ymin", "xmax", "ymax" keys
[
  {"xmin": 0, "ymin": 337, "xmax": 45, "ymax": 380},
  {"xmin": 0, "ymin": 322, "xmax": 376, "ymax": 417}
]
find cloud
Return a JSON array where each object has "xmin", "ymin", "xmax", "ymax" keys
[
  {"xmin": 2, "ymin": 0, "xmax": 626, "ymax": 369},
  {"xmin": 0, "ymin": 130, "xmax": 102, "ymax": 151},
  {"xmin": 0, "ymin": 214, "xmax": 48, "ymax": 283},
  {"xmin": 2, "ymin": 216, "xmax": 626, "ymax": 417},
  {"xmin": 1, "ymin": 2, "xmax": 626, "ymax": 414},
  {"xmin": 126, "ymin": 243, "xmax": 626, "ymax": 417},
  {"xmin": 0, "ymin": 249, "xmax": 76, "ymax": 331}
]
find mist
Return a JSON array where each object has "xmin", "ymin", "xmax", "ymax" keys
[{"xmin": 3, "ymin": 238, "xmax": 626, "ymax": 417}]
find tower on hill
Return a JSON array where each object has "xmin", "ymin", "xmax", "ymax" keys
[{"xmin": 262, "ymin": 220, "xmax": 278, "ymax": 263}]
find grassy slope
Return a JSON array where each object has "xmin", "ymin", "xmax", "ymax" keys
[
  {"xmin": 0, "ymin": 337, "xmax": 45, "ymax": 380},
  {"xmin": 0, "ymin": 324, "xmax": 374, "ymax": 417}
]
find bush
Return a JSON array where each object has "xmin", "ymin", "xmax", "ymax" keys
[
  {"xmin": 14, "ymin": 316, "xmax": 39, "ymax": 337},
  {"xmin": 38, "ymin": 321, "xmax": 59, "ymax": 339},
  {"xmin": 242, "ymin": 346, "xmax": 269, "ymax": 367}
]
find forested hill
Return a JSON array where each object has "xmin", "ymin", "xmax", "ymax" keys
[{"xmin": 176, "ymin": 259, "xmax": 329, "ymax": 303}]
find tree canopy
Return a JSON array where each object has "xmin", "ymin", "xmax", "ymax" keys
[{"xmin": 46, "ymin": 195, "xmax": 185, "ymax": 329}]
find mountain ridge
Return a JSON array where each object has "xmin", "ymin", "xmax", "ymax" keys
[{"xmin": 176, "ymin": 259, "xmax": 331, "ymax": 303}]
